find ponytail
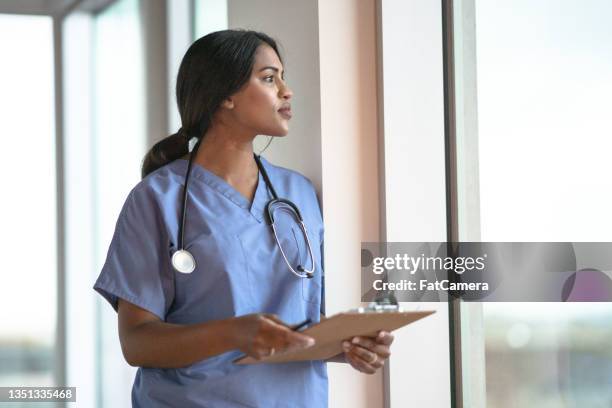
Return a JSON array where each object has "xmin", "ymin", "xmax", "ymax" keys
[{"xmin": 141, "ymin": 129, "xmax": 189, "ymax": 179}]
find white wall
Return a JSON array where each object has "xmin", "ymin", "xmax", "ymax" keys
[
  {"xmin": 318, "ymin": 0, "xmax": 384, "ymax": 407},
  {"xmin": 228, "ymin": 0, "xmax": 323, "ymax": 191}
]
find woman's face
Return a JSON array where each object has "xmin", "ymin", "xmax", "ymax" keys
[{"xmin": 225, "ymin": 44, "xmax": 293, "ymax": 137}]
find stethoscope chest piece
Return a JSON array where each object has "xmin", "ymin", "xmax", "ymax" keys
[{"xmin": 172, "ymin": 249, "xmax": 196, "ymax": 274}]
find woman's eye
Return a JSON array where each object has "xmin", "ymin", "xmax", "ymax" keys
[{"xmin": 264, "ymin": 76, "xmax": 274, "ymax": 83}]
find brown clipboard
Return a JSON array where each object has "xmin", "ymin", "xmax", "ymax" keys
[{"xmin": 234, "ymin": 309, "xmax": 436, "ymax": 365}]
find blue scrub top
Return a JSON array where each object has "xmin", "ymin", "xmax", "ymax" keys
[{"xmin": 93, "ymin": 156, "xmax": 328, "ymax": 408}]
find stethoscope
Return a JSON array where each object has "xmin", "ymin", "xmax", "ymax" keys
[{"xmin": 171, "ymin": 137, "xmax": 316, "ymax": 279}]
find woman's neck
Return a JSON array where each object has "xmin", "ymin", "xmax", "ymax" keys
[{"xmin": 187, "ymin": 128, "xmax": 260, "ymax": 201}]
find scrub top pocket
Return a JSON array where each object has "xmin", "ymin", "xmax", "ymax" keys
[
  {"xmin": 297, "ymin": 227, "xmax": 322, "ymax": 304},
  {"xmin": 301, "ymin": 271, "xmax": 322, "ymax": 304},
  {"xmin": 237, "ymin": 223, "xmax": 307, "ymax": 315},
  {"xmin": 285, "ymin": 225, "xmax": 322, "ymax": 305}
]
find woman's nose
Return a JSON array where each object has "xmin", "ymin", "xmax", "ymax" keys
[{"xmin": 279, "ymin": 82, "xmax": 293, "ymax": 99}]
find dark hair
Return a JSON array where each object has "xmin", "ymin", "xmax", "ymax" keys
[{"xmin": 141, "ymin": 29, "xmax": 283, "ymax": 178}]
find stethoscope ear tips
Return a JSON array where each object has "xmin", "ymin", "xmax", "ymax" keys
[{"xmin": 172, "ymin": 249, "xmax": 196, "ymax": 274}]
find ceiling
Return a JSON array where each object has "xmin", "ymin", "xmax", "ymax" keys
[{"xmin": 0, "ymin": 0, "xmax": 117, "ymax": 16}]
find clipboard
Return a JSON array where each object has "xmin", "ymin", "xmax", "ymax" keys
[{"xmin": 234, "ymin": 306, "xmax": 435, "ymax": 365}]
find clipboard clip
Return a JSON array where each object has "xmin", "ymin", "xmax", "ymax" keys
[{"xmin": 349, "ymin": 302, "xmax": 403, "ymax": 314}]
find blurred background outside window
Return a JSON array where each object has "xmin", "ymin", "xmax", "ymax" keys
[
  {"xmin": 0, "ymin": 13, "xmax": 57, "ymax": 397},
  {"xmin": 454, "ymin": 1, "xmax": 612, "ymax": 406}
]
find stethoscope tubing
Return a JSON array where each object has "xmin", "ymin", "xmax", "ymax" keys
[
  {"xmin": 271, "ymin": 220, "xmax": 316, "ymax": 278},
  {"xmin": 172, "ymin": 137, "xmax": 315, "ymax": 278},
  {"xmin": 178, "ymin": 136, "xmax": 202, "ymax": 251}
]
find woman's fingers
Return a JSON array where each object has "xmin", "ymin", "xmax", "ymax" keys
[
  {"xmin": 261, "ymin": 314, "xmax": 314, "ymax": 348},
  {"xmin": 376, "ymin": 330, "xmax": 395, "ymax": 346},
  {"xmin": 342, "ymin": 333, "xmax": 394, "ymax": 374},
  {"xmin": 281, "ymin": 330, "xmax": 316, "ymax": 352},
  {"xmin": 342, "ymin": 341, "xmax": 381, "ymax": 372},
  {"xmin": 349, "ymin": 336, "xmax": 391, "ymax": 359},
  {"xmin": 343, "ymin": 345, "xmax": 377, "ymax": 374},
  {"xmin": 262, "ymin": 313, "xmax": 286, "ymax": 326},
  {"xmin": 255, "ymin": 316, "xmax": 315, "ymax": 355},
  {"xmin": 266, "ymin": 318, "xmax": 315, "ymax": 347},
  {"xmin": 344, "ymin": 341, "xmax": 378, "ymax": 364}
]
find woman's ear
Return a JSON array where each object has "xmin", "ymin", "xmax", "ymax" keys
[{"xmin": 221, "ymin": 98, "xmax": 235, "ymax": 110}]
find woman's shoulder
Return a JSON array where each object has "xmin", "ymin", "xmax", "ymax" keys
[
  {"xmin": 124, "ymin": 160, "xmax": 186, "ymax": 209},
  {"xmin": 261, "ymin": 157, "xmax": 322, "ymax": 224},
  {"xmin": 109, "ymin": 161, "xmax": 185, "ymax": 241},
  {"xmin": 261, "ymin": 156, "xmax": 317, "ymax": 192}
]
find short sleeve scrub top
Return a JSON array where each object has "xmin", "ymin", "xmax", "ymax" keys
[{"xmin": 93, "ymin": 156, "xmax": 328, "ymax": 408}]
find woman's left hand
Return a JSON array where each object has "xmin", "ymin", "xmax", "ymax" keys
[{"xmin": 342, "ymin": 331, "xmax": 394, "ymax": 374}]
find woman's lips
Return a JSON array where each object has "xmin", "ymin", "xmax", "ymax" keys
[{"xmin": 278, "ymin": 109, "xmax": 292, "ymax": 119}]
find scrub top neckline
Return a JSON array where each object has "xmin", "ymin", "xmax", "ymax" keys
[{"xmin": 173, "ymin": 157, "xmax": 271, "ymax": 223}]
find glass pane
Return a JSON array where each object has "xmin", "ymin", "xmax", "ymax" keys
[
  {"xmin": 62, "ymin": 10, "xmax": 98, "ymax": 408},
  {"xmin": 0, "ymin": 14, "xmax": 57, "ymax": 390},
  {"xmin": 93, "ymin": 0, "xmax": 144, "ymax": 405},
  {"xmin": 454, "ymin": 0, "xmax": 612, "ymax": 406},
  {"xmin": 484, "ymin": 303, "xmax": 612, "ymax": 407}
]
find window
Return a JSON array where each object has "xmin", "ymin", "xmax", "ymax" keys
[
  {"xmin": 453, "ymin": 1, "xmax": 612, "ymax": 406},
  {"xmin": 92, "ymin": 0, "xmax": 145, "ymax": 405},
  {"xmin": 0, "ymin": 14, "xmax": 57, "ymax": 389}
]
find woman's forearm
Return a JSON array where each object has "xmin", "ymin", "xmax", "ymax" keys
[{"xmin": 122, "ymin": 318, "xmax": 238, "ymax": 369}]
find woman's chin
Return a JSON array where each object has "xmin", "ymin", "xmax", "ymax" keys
[{"xmin": 267, "ymin": 128, "xmax": 289, "ymax": 137}]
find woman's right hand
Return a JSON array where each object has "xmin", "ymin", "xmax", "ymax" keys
[{"xmin": 232, "ymin": 314, "xmax": 315, "ymax": 360}]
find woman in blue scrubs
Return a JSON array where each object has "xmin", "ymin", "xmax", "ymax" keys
[{"xmin": 94, "ymin": 29, "xmax": 394, "ymax": 407}]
